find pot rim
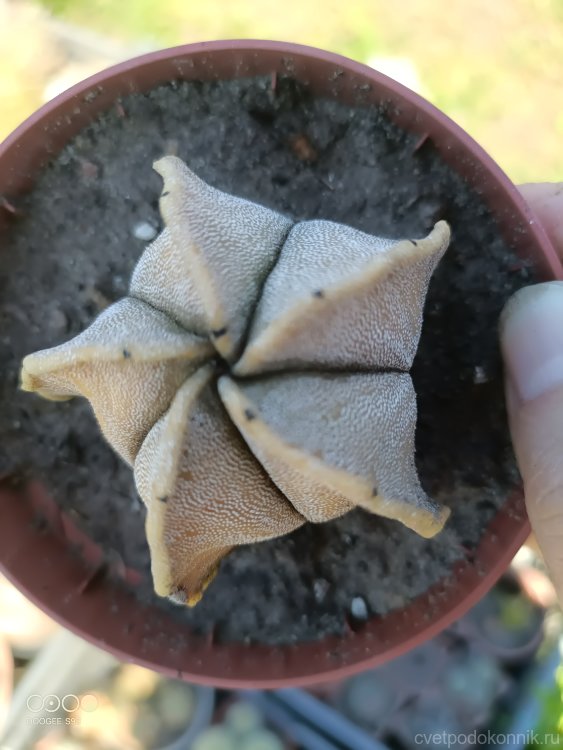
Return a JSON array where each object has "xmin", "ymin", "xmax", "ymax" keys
[
  {"xmin": 0, "ymin": 634, "xmax": 13, "ymax": 735},
  {"xmin": 1, "ymin": 40, "xmax": 561, "ymax": 688},
  {"xmin": 0, "ymin": 39, "xmax": 561, "ymax": 280}
]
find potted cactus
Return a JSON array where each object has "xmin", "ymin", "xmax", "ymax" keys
[
  {"xmin": 0, "ymin": 41, "xmax": 561, "ymax": 687},
  {"xmin": 20, "ymin": 153, "xmax": 450, "ymax": 605}
]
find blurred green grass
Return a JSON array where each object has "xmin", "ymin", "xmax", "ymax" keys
[
  {"xmin": 2, "ymin": 0, "xmax": 563, "ymax": 182},
  {"xmin": 530, "ymin": 663, "xmax": 563, "ymax": 745}
]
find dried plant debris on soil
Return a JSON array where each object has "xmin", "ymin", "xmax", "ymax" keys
[{"xmin": 0, "ymin": 76, "xmax": 529, "ymax": 645}]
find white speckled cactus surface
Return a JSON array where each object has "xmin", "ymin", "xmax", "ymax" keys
[{"xmin": 21, "ymin": 155, "xmax": 451, "ymax": 605}]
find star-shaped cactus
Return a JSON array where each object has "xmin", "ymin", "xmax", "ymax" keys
[{"xmin": 21, "ymin": 156, "xmax": 451, "ymax": 606}]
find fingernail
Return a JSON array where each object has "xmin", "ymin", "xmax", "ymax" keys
[{"xmin": 500, "ymin": 281, "xmax": 563, "ymax": 402}]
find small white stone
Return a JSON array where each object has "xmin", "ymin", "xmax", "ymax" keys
[
  {"xmin": 133, "ymin": 221, "xmax": 157, "ymax": 242},
  {"xmin": 47, "ymin": 307, "xmax": 67, "ymax": 332},
  {"xmin": 351, "ymin": 596, "xmax": 368, "ymax": 620},
  {"xmin": 473, "ymin": 366, "xmax": 488, "ymax": 384},
  {"xmin": 313, "ymin": 578, "xmax": 330, "ymax": 603}
]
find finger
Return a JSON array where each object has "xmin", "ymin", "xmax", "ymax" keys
[
  {"xmin": 501, "ymin": 282, "xmax": 563, "ymax": 601},
  {"xmin": 519, "ymin": 182, "xmax": 563, "ymax": 258}
]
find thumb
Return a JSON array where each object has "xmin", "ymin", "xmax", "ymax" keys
[{"xmin": 500, "ymin": 281, "xmax": 563, "ymax": 600}]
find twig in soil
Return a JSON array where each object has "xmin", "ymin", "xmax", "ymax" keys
[
  {"xmin": 315, "ymin": 175, "xmax": 335, "ymax": 191},
  {"xmin": 289, "ymin": 133, "xmax": 318, "ymax": 163},
  {"xmin": 412, "ymin": 132, "xmax": 430, "ymax": 153},
  {"xmin": 74, "ymin": 561, "xmax": 108, "ymax": 596},
  {"xmin": 204, "ymin": 623, "xmax": 218, "ymax": 647},
  {"xmin": 84, "ymin": 285, "xmax": 111, "ymax": 310},
  {"xmin": 1, "ymin": 196, "xmax": 22, "ymax": 216}
]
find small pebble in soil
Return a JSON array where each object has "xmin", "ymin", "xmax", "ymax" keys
[
  {"xmin": 132, "ymin": 220, "xmax": 158, "ymax": 241},
  {"xmin": 47, "ymin": 306, "xmax": 68, "ymax": 333},
  {"xmin": 313, "ymin": 578, "xmax": 330, "ymax": 603},
  {"xmin": 350, "ymin": 596, "xmax": 369, "ymax": 621},
  {"xmin": 79, "ymin": 159, "xmax": 99, "ymax": 180},
  {"xmin": 473, "ymin": 365, "xmax": 489, "ymax": 384}
]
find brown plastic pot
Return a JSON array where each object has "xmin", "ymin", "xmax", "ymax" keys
[
  {"xmin": 0, "ymin": 41, "xmax": 561, "ymax": 689},
  {"xmin": 0, "ymin": 634, "xmax": 13, "ymax": 736}
]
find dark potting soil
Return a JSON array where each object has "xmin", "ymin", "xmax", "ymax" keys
[{"xmin": 0, "ymin": 76, "xmax": 531, "ymax": 645}]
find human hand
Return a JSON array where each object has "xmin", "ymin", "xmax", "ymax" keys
[{"xmin": 500, "ymin": 183, "xmax": 563, "ymax": 601}]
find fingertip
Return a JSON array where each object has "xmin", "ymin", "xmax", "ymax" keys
[{"xmin": 500, "ymin": 282, "xmax": 563, "ymax": 403}]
